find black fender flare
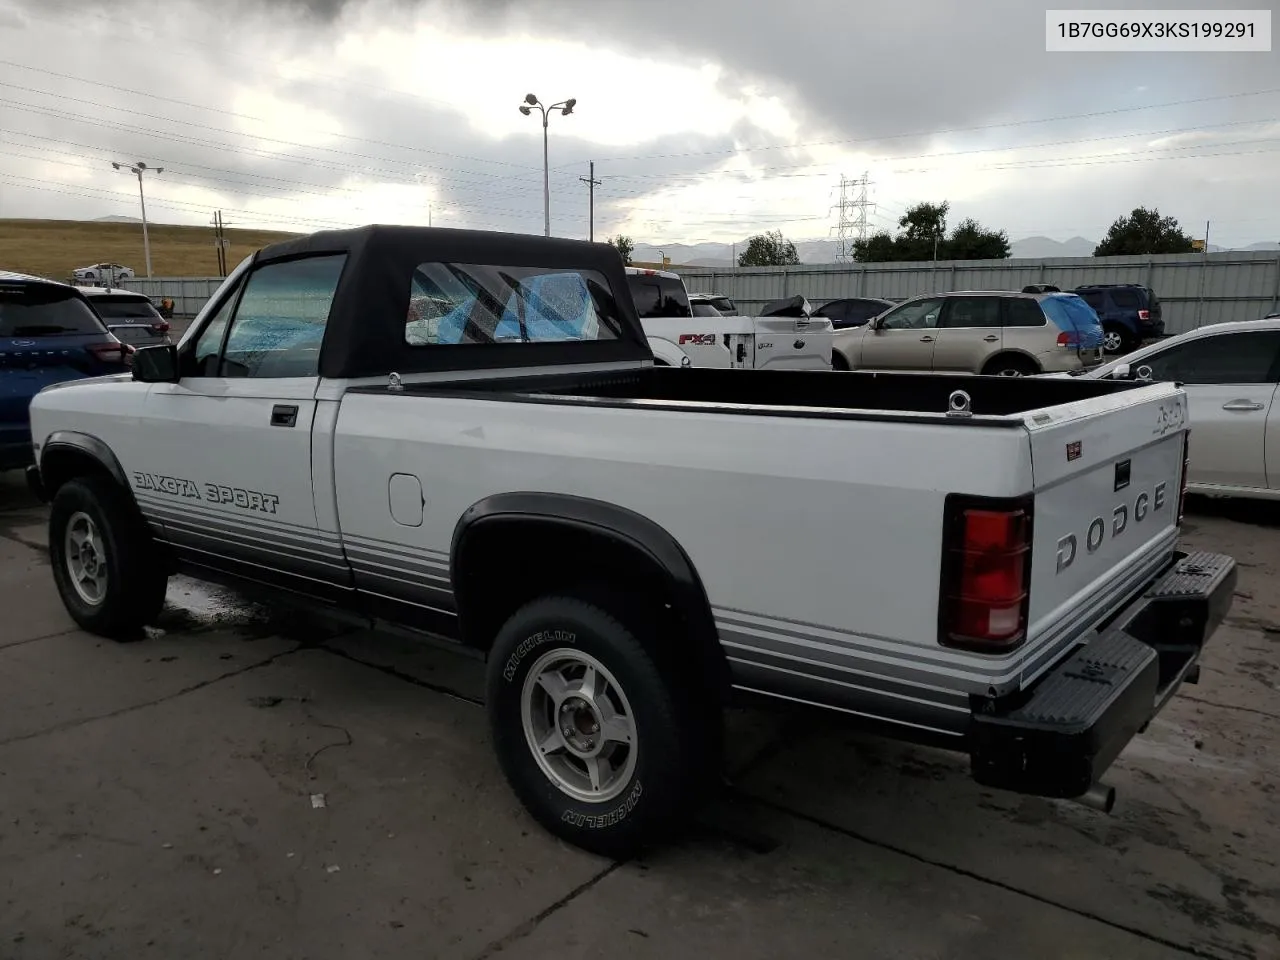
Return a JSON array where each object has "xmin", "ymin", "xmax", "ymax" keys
[
  {"xmin": 450, "ymin": 492, "xmax": 725, "ymax": 687},
  {"xmin": 39, "ymin": 431, "xmax": 130, "ymax": 490}
]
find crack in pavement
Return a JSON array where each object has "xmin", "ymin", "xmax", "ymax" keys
[
  {"xmin": 316, "ymin": 643, "xmax": 485, "ymax": 707},
  {"xmin": 1179, "ymin": 694, "xmax": 1280, "ymax": 723},
  {"xmin": 742, "ymin": 793, "xmax": 1243, "ymax": 960},
  {"xmin": 0, "ymin": 529, "xmax": 48, "ymax": 554},
  {"xmin": 467, "ymin": 861, "xmax": 624, "ymax": 960},
  {"xmin": 0, "ymin": 628, "xmax": 79, "ymax": 651},
  {"xmin": 0, "ymin": 645, "xmax": 303, "ymax": 748}
]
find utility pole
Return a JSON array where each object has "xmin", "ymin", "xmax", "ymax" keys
[
  {"xmin": 111, "ymin": 160, "xmax": 163, "ymax": 278},
  {"xmin": 1196, "ymin": 219, "xmax": 1210, "ymax": 327},
  {"xmin": 211, "ymin": 211, "xmax": 229, "ymax": 277},
  {"xmin": 579, "ymin": 161, "xmax": 602, "ymax": 241},
  {"xmin": 834, "ymin": 172, "xmax": 872, "ymax": 262}
]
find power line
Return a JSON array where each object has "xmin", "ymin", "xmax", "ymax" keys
[
  {"xmin": 558, "ymin": 86, "xmax": 1280, "ymax": 166},
  {"xmin": 0, "ymin": 62, "xmax": 537, "ymax": 172}
]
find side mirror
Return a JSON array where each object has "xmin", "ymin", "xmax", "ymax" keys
[
  {"xmin": 1111, "ymin": 363, "xmax": 1131, "ymax": 380},
  {"xmin": 1135, "ymin": 364, "xmax": 1153, "ymax": 382},
  {"xmin": 132, "ymin": 343, "xmax": 179, "ymax": 383}
]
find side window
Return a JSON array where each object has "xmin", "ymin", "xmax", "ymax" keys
[
  {"xmin": 816, "ymin": 301, "xmax": 848, "ymax": 324},
  {"xmin": 879, "ymin": 297, "xmax": 944, "ymax": 331},
  {"xmin": 1078, "ymin": 291, "xmax": 1106, "ymax": 313},
  {"xmin": 218, "ymin": 255, "xmax": 346, "ymax": 378},
  {"xmin": 941, "ymin": 297, "xmax": 1001, "ymax": 329},
  {"xmin": 848, "ymin": 300, "xmax": 889, "ymax": 324},
  {"xmin": 405, "ymin": 263, "xmax": 624, "ymax": 345},
  {"xmin": 1003, "ymin": 297, "xmax": 1047, "ymax": 328},
  {"xmin": 1143, "ymin": 331, "xmax": 1280, "ymax": 385},
  {"xmin": 191, "ymin": 285, "xmax": 241, "ymax": 376},
  {"xmin": 1110, "ymin": 289, "xmax": 1140, "ymax": 310}
]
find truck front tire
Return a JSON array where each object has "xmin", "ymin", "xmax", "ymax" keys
[
  {"xmin": 485, "ymin": 594, "xmax": 708, "ymax": 858},
  {"xmin": 49, "ymin": 476, "xmax": 169, "ymax": 640}
]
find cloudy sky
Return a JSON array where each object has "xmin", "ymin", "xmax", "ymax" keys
[{"xmin": 0, "ymin": 0, "xmax": 1277, "ymax": 249}]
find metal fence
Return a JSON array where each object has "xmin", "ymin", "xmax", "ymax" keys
[
  {"xmin": 118, "ymin": 276, "xmax": 228, "ymax": 318},
  {"xmin": 122, "ymin": 251, "xmax": 1280, "ymax": 335},
  {"xmin": 679, "ymin": 251, "xmax": 1280, "ymax": 336}
]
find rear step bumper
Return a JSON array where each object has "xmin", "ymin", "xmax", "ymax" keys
[{"xmin": 968, "ymin": 550, "xmax": 1236, "ymax": 800}]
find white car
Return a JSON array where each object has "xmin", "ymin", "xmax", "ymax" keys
[
  {"xmin": 72, "ymin": 262, "xmax": 135, "ymax": 283},
  {"xmin": 1081, "ymin": 317, "xmax": 1280, "ymax": 501},
  {"xmin": 26, "ymin": 226, "xmax": 1234, "ymax": 858},
  {"xmin": 625, "ymin": 267, "xmax": 832, "ymax": 370}
]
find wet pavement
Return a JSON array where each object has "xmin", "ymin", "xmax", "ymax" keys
[{"xmin": 1, "ymin": 469, "xmax": 1277, "ymax": 960}]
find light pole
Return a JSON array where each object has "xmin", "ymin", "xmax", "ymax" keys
[
  {"xmin": 112, "ymin": 160, "xmax": 163, "ymax": 278},
  {"xmin": 519, "ymin": 93, "xmax": 576, "ymax": 238}
]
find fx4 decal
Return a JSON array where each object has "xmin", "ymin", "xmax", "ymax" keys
[
  {"xmin": 678, "ymin": 333, "xmax": 717, "ymax": 346},
  {"xmin": 133, "ymin": 471, "xmax": 281, "ymax": 515}
]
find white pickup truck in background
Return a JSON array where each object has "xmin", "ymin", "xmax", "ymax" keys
[
  {"xmin": 624, "ymin": 266, "xmax": 833, "ymax": 370},
  {"xmin": 26, "ymin": 226, "xmax": 1236, "ymax": 860}
]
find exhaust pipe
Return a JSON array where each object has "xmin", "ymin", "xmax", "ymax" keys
[{"xmin": 1074, "ymin": 782, "xmax": 1116, "ymax": 814}]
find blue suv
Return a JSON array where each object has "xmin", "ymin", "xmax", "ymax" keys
[
  {"xmin": 1, "ymin": 273, "xmax": 133, "ymax": 471},
  {"xmin": 1070, "ymin": 283, "xmax": 1164, "ymax": 355}
]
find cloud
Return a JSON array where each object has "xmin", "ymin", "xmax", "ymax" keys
[{"xmin": 1, "ymin": 0, "xmax": 1277, "ymax": 250}]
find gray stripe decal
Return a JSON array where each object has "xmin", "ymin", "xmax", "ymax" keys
[
  {"xmin": 142, "ymin": 508, "xmax": 346, "ymax": 563},
  {"xmin": 360, "ymin": 588, "xmax": 457, "ymax": 618},
  {"xmin": 153, "ymin": 520, "xmax": 350, "ymax": 574},
  {"xmin": 720, "ymin": 636, "xmax": 969, "ymax": 711},
  {"xmin": 342, "ymin": 532, "xmax": 449, "ymax": 561},
  {"xmin": 344, "ymin": 546, "xmax": 450, "ymax": 579},
  {"xmin": 135, "ymin": 493, "xmax": 341, "ymax": 542},
  {"xmin": 729, "ymin": 680, "xmax": 963, "ymax": 740}
]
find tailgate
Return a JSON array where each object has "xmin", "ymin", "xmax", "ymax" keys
[{"xmin": 1021, "ymin": 382, "xmax": 1188, "ymax": 673}]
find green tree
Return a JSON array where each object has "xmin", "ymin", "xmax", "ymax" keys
[
  {"xmin": 1094, "ymin": 207, "xmax": 1196, "ymax": 256},
  {"xmin": 738, "ymin": 230, "xmax": 801, "ymax": 267},
  {"xmin": 849, "ymin": 230, "xmax": 898, "ymax": 263},
  {"xmin": 851, "ymin": 201, "xmax": 1009, "ymax": 262},
  {"xmin": 947, "ymin": 217, "xmax": 1011, "ymax": 260},
  {"xmin": 608, "ymin": 235, "xmax": 635, "ymax": 265}
]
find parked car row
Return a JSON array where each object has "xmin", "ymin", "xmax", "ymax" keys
[{"xmin": 23, "ymin": 225, "xmax": 1235, "ymax": 862}]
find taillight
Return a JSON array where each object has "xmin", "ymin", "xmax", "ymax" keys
[
  {"xmin": 1056, "ymin": 330, "xmax": 1079, "ymax": 349},
  {"xmin": 86, "ymin": 341, "xmax": 133, "ymax": 366},
  {"xmin": 152, "ymin": 321, "xmax": 171, "ymax": 334},
  {"xmin": 940, "ymin": 495, "xmax": 1033, "ymax": 652},
  {"xmin": 1137, "ymin": 309, "xmax": 1150, "ymax": 321},
  {"xmin": 1177, "ymin": 432, "xmax": 1191, "ymax": 525}
]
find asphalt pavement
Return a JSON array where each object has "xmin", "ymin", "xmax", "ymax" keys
[{"xmin": 1, "ymin": 468, "xmax": 1277, "ymax": 960}]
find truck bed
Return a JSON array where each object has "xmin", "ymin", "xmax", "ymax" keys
[{"xmin": 369, "ymin": 366, "xmax": 1143, "ymax": 421}]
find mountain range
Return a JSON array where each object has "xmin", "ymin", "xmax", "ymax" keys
[{"xmin": 634, "ymin": 236, "xmax": 1280, "ymax": 267}]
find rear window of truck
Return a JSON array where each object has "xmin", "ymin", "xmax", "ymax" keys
[
  {"xmin": 627, "ymin": 275, "xmax": 691, "ymax": 319},
  {"xmin": 404, "ymin": 264, "xmax": 626, "ymax": 346}
]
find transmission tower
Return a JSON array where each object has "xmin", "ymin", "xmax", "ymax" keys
[{"xmin": 834, "ymin": 172, "xmax": 873, "ymax": 261}]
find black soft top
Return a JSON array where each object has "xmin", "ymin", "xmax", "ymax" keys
[{"xmin": 248, "ymin": 225, "xmax": 651, "ymax": 380}]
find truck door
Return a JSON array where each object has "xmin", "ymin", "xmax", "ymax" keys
[{"xmin": 132, "ymin": 254, "xmax": 351, "ymax": 597}]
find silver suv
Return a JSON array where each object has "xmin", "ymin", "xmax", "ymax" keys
[{"xmin": 832, "ymin": 290, "xmax": 1105, "ymax": 376}]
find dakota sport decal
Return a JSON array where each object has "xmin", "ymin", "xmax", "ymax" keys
[{"xmin": 133, "ymin": 471, "xmax": 281, "ymax": 515}]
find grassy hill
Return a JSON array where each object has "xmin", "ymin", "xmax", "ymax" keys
[{"xmin": 0, "ymin": 218, "xmax": 300, "ymax": 281}]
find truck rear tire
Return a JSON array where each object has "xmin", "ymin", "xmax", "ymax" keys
[
  {"xmin": 485, "ymin": 593, "xmax": 708, "ymax": 859},
  {"xmin": 48, "ymin": 476, "xmax": 169, "ymax": 641}
]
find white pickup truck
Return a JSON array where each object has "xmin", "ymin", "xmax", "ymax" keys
[
  {"xmin": 26, "ymin": 226, "xmax": 1235, "ymax": 858},
  {"xmin": 624, "ymin": 266, "xmax": 833, "ymax": 370}
]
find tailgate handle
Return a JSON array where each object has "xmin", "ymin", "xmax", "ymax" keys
[
  {"xmin": 1222, "ymin": 399, "xmax": 1265, "ymax": 411},
  {"xmin": 919, "ymin": 335, "xmax": 935, "ymax": 343},
  {"xmin": 270, "ymin": 404, "xmax": 298, "ymax": 427}
]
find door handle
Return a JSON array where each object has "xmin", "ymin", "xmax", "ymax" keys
[
  {"xmin": 983, "ymin": 335, "xmax": 999, "ymax": 342},
  {"xmin": 270, "ymin": 404, "xmax": 299, "ymax": 427},
  {"xmin": 919, "ymin": 335, "xmax": 935, "ymax": 343},
  {"xmin": 1222, "ymin": 400, "xmax": 1265, "ymax": 411}
]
